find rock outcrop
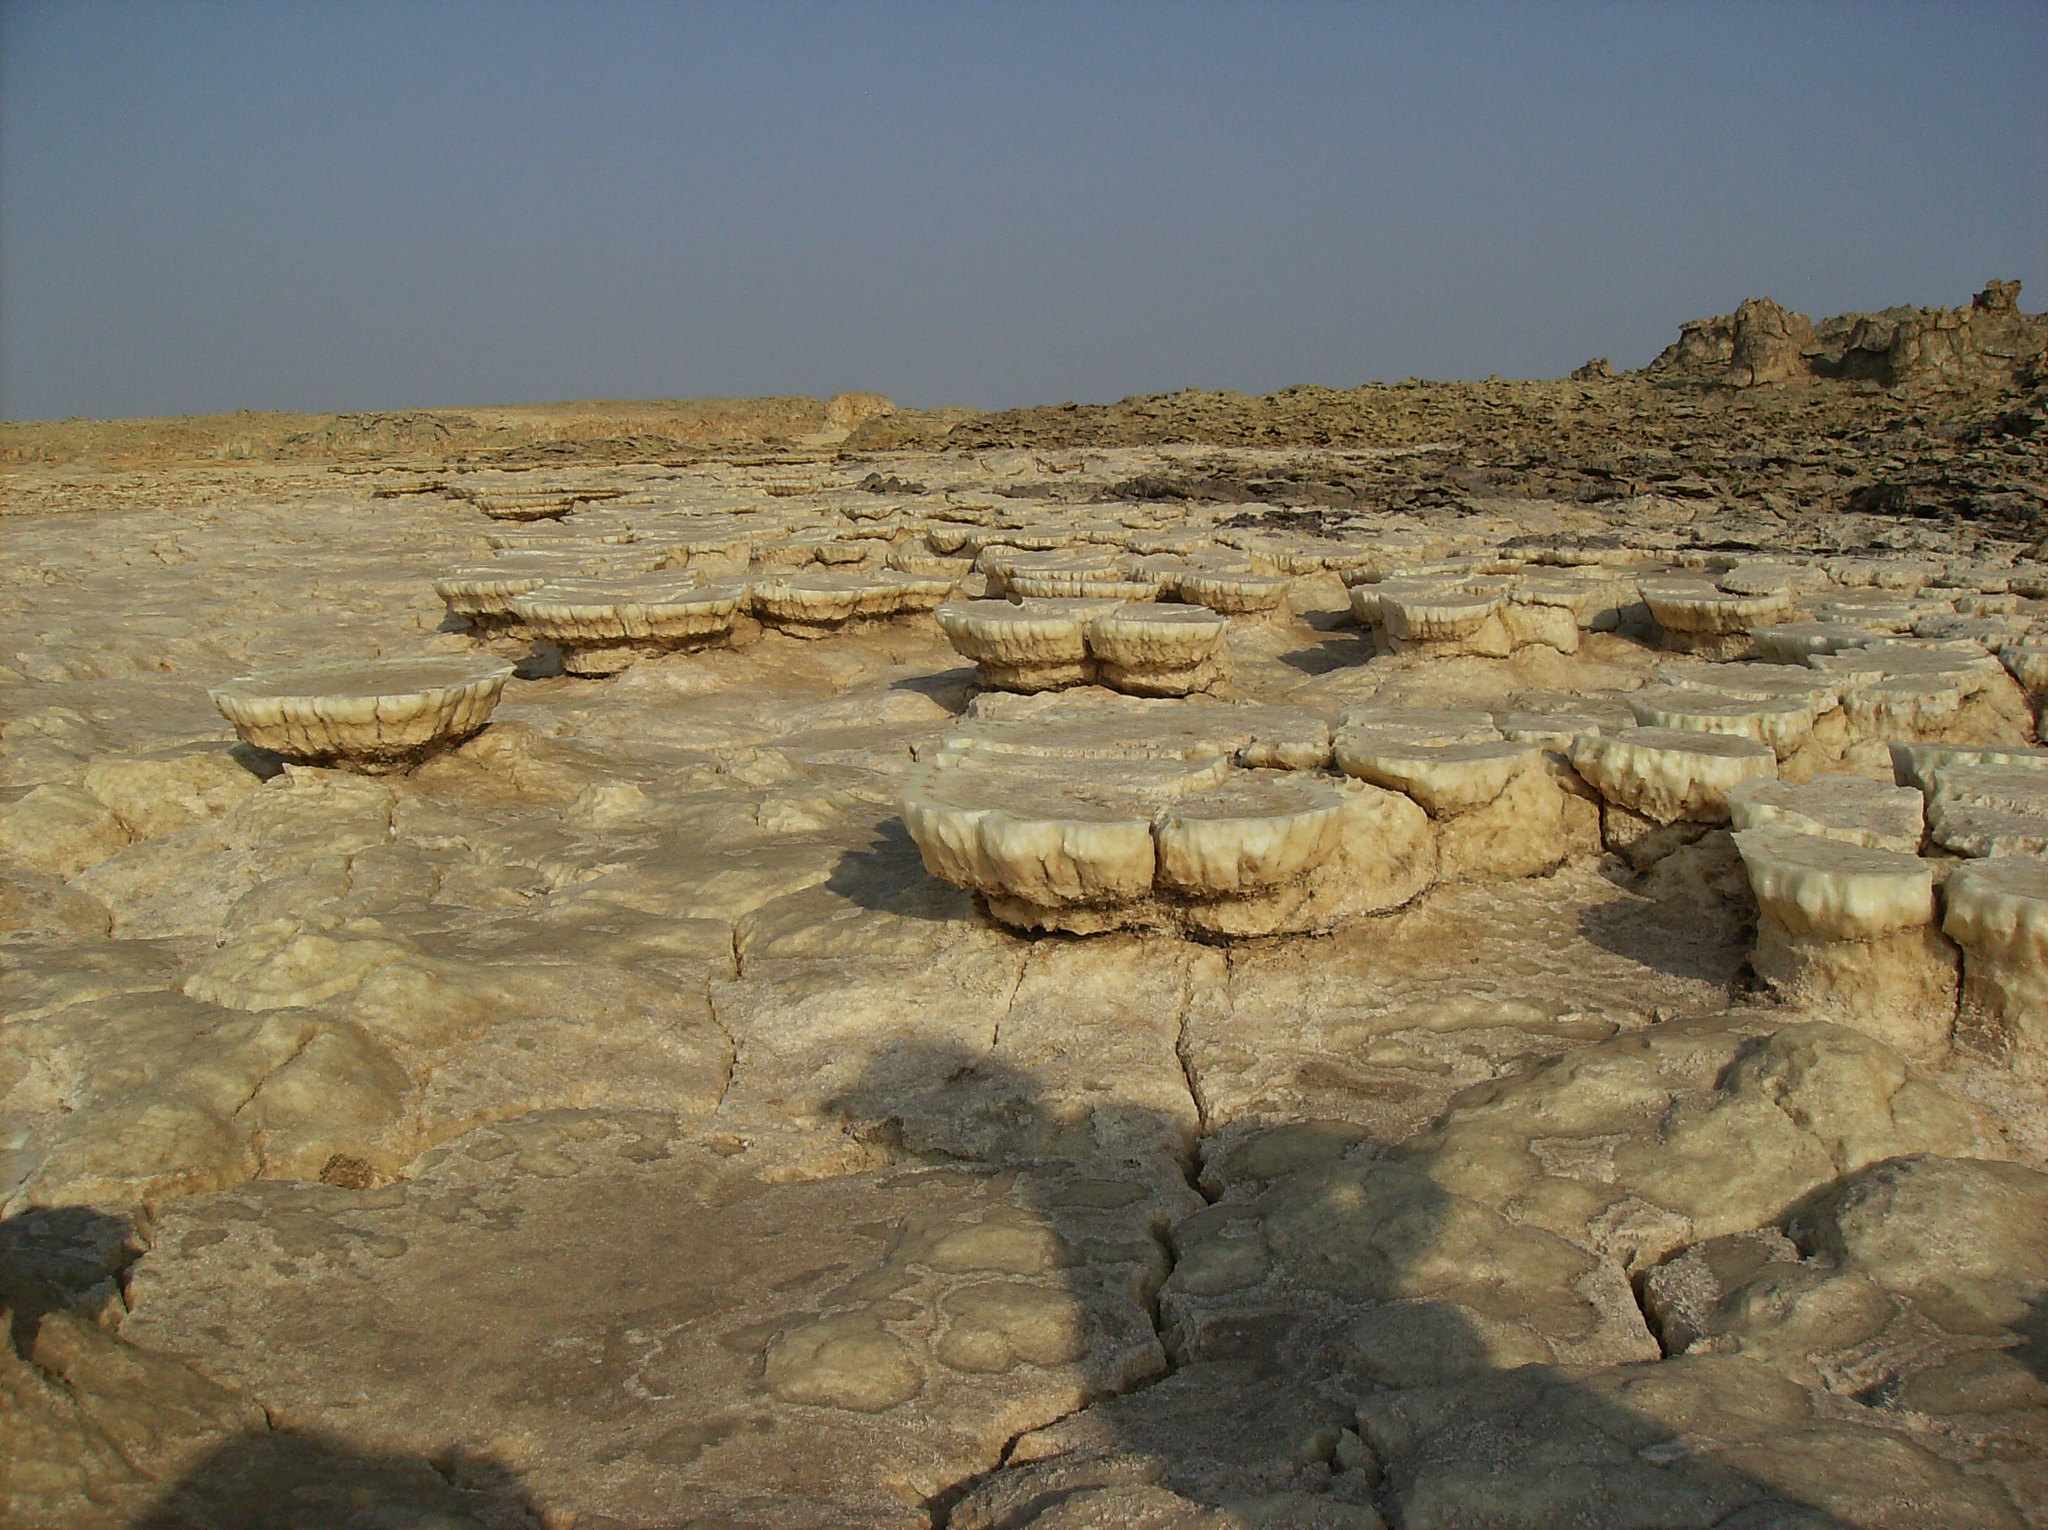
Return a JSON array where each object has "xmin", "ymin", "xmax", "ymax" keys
[{"xmin": 1649, "ymin": 281, "xmax": 2048, "ymax": 392}]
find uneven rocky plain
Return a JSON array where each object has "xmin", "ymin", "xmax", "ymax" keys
[{"xmin": 3, "ymin": 286, "xmax": 2048, "ymax": 1529}]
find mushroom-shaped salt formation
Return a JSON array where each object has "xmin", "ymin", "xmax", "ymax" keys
[
  {"xmin": 1924, "ymin": 764, "xmax": 2048, "ymax": 858},
  {"xmin": 750, "ymin": 569, "xmax": 953, "ymax": 636},
  {"xmin": 1733, "ymin": 825, "xmax": 1954, "ymax": 1060},
  {"xmin": 965, "ymin": 523, "xmax": 1076, "ymax": 553},
  {"xmin": 1717, "ymin": 560, "xmax": 1823, "ymax": 596},
  {"xmin": 886, "ymin": 545, "xmax": 977, "ymax": 582},
  {"xmin": 1638, "ymin": 576, "xmax": 1796, "ymax": 659},
  {"xmin": 1568, "ymin": 726, "xmax": 1776, "ymax": 867},
  {"xmin": 1082, "ymin": 604, "xmax": 1230, "ymax": 697},
  {"xmin": 1750, "ymin": 621, "xmax": 1875, "ymax": 665},
  {"xmin": 752, "ymin": 531, "xmax": 881, "ymax": 569},
  {"xmin": 484, "ymin": 523, "xmax": 638, "ymax": 550},
  {"xmin": 1833, "ymin": 635, "xmax": 2042, "ymax": 744},
  {"xmin": 1009, "ymin": 571, "xmax": 1163, "ymax": 602},
  {"xmin": 1728, "ymin": 774, "xmax": 1925, "ymax": 853},
  {"xmin": 1650, "ymin": 661, "xmax": 1854, "ymax": 771},
  {"xmin": 431, "ymin": 549, "xmax": 654, "ymax": 636},
  {"xmin": 632, "ymin": 522, "xmax": 758, "ymax": 576},
  {"xmin": 1943, "ymin": 856, "xmax": 2048, "ymax": 1073},
  {"xmin": 433, "ymin": 565, "xmax": 553, "ymax": 637},
  {"xmin": 1624, "ymin": 686, "xmax": 1818, "ymax": 760},
  {"xmin": 211, "ymin": 655, "xmax": 513, "ymax": 773},
  {"xmin": 1825, "ymin": 556, "xmax": 1940, "ymax": 591},
  {"xmin": 1843, "ymin": 674, "xmax": 1967, "ymax": 740},
  {"xmin": 1334, "ymin": 709, "xmax": 1578, "ymax": 880},
  {"xmin": 1567, "ymin": 727, "xmax": 1776, "ymax": 824},
  {"xmin": 1890, "ymin": 739, "xmax": 2048, "ymax": 793},
  {"xmin": 986, "ymin": 550, "xmax": 1156, "ymax": 602},
  {"xmin": 1499, "ymin": 578, "xmax": 1598, "ymax": 653},
  {"xmin": 1916, "ymin": 613, "xmax": 2033, "ymax": 649},
  {"xmin": 933, "ymin": 695, "xmax": 1332, "ymax": 771},
  {"xmin": 935, "ymin": 599, "xmax": 1106, "ymax": 692},
  {"xmin": 1818, "ymin": 642, "xmax": 2006, "ymax": 692},
  {"xmin": 456, "ymin": 485, "xmax": 623, "ymax": 521},
  {"xmin": 1370, "ymin": 583, "xmax": 1510, "ymax": 656},
  {"xmin": 1176, "ymin": 568, "xmax": 1295, "ymax": 616},
  {"xmin": 511, "ymin": 574, "xmax": 750, "ymax": 675},
  {"xmin": 899, "ymin": 752, "xmax": 1431, "ymax": 938}
]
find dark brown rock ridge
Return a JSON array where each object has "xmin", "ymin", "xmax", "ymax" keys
[{"xmin": 1649, "ymin": 281, "xmax": 2048, "ymax": 392}]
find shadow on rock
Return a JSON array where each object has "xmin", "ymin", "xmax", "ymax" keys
[
  {"xmin": 0, "ymin": 1202, "xmax": 147, "ymax": 1352},
  {"xmin": 1273, "ymin": 631, "xmax": 1377, "ymax": 677},
  {"xmin": 129, "ymin": 1431, "xmax": 537, "ymax": 1530},
  {"xmin": 3, "ymin": 1258, "xmax": 538, "ymax": 1530},
  {"xmin": 821, "ymin": 815, "xmax": 977, "ymax": 924},
  {"xmin": 894, "ymin": 1028, "xmax": 2004, "ymax": 1529},
  {"xmin": 891, "ymin": 666, "xmax": 978, "ymax": 715},
  {"xmin": 1575, "ymin": 873, "xmax": 1751, "ymax": 989}
]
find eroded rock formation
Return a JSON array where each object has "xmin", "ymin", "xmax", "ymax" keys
[{"xmin": 3, "ymin": 314, "xmax": 2047, "ymax": 1528}]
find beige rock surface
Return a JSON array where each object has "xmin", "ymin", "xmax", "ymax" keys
[
  {"xmin": 5, "ymin": 368, "xmax": 2047, "ymax": 1528},
  {"xmin": 121, "ymin": 1112, "xmax": 1193, "ymax": 1527}
]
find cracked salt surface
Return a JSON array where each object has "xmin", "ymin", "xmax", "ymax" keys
[{"xmin": 5, "ymin": 350, "xmax": 2048, "ymax": 1527}]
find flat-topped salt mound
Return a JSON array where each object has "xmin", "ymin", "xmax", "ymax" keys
[
  {"xmin": 1568, "ymin": 726, "xmax": 1777, "ymax": 822},
  {"xmin": 1929, "ymin": 801, "xmax": 2048, "ymax": 858},
  {"xmin": 1750, "ymin": 620, "xmax": 1877, "ymax": 663},
  {"xmin": 901, "ymin": 751, "xmax": 1407, "ymax": 935},
  {"xmin": 483, "ymin": 524, "xmax": 639, "ymax": 550},
  {"xmin": 1654, "ymin": 661, "xmax": 1842, "ymax": 706},
  {"xmin": 907, "ymin": 755, "xmax": 1351, "ymax": 896},
  {"xmin": 1493, "ymin": 709, "xmax": 1626, "ymax": 745},
  {"xmin": 433, "ymin": 552, "xmax": 658, "ymax": 633},
  {"xmin": 456, "ymin": 487, "xmax": 600, "ymax": 521},
  {"xmin": 1816, "ymin": 643, "xmax": 2004, "ymax": 692},
  {"xmin": 1733, "ymin": 822, "xmax": 1955, "ymax": 1057},
  {"xmin": 1944, "ymin": 856, "xmax": 2048, "ymax": 1071},
  {"xmin": 1728, "ymin": 774, "xmax": 1925, "ymax": 853},
  {"xmin": 1929, "ymin": 762, "xmax": 2048, "ymax": 816},
  {"xmin": 1625, "ymin": 685, "xmax": 1818, "ymax": 757},
  {"xmin": 1889, "ymin": 740, "xmax": 2048, "ymax": 792},
  {"xmin": 1945, "ymin": 855, "xmax": 2048, "ymax": 963},
  {"xmin": 1925, "ymin": 761, "xmax": 2048, "ymax": 856},
  {"xmin": 1733, "ymin": 825, "xmax": 1935, "ymax": 940},
  {"xmin": 937, "ymin": 695, "xmax": 1331, "ymax": 770},
  {"xmin": 962, "ymin": 523, "xmax": 1080, "ymax": 553},
  {"xmin": 211, "ymin": 655, "xmax": 513, "ymax": 772},
  {"xmin": 1998, "ymin": 639, "xmax": 2048, "ymax": 697},
  {"xmin": 1082, "ymin": 603, "xmax": 1230, "ymax": 696},
  {"xmin": 750, "ymin": 568, "xmax": 954, "ymax": 632},
  {"xmin": 1639, "ymin": 576, "xmax": 1797, "ymax": 656},
  {"xmin": 1331, "ymin": 707, "xmax": 1536, "ymax": 815},
  {"xmin": 512, "ymin": 574, "xmax": 751, "ymax": 674},
  {"xmin": 936, "ymin": 597, "xmax": 1114, "ymax": 692},
  {"xmin": 1174, "ymin": 567, "xmax": 1295, "ymax": 615}
]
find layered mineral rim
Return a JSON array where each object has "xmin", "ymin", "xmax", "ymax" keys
[
  {"xmin": 750, "ymin": 568, "xmax": 956, "ymax": 631},
  {"xmin": 510, "ymin": 574, "xmax": 751, "ymax": 674},
  {"xmin": 210, "ymin": 654, "xmax": 514, "ymax": 772},
  {"xmin": 936, "ymin": 598, "xmax": 1235, "ymax": 697},
  {"xmin": 899, "ymin": 747, "xmax": 1413, "ymax": 938}
]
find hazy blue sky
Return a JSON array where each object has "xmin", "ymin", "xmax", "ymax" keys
[{"xmin": 3, "ymin": 1, "xmax": 2043, "ymax": 421}]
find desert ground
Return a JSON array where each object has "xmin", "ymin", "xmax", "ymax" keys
[{"xmin": 3, "ymin": 286, "xmax": 2047, "ymax": 1529}]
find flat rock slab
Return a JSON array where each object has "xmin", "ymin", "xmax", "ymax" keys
[{"xmin": 123, "ymin": 1110, "xmax": 1195, "ymax": 1527}]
